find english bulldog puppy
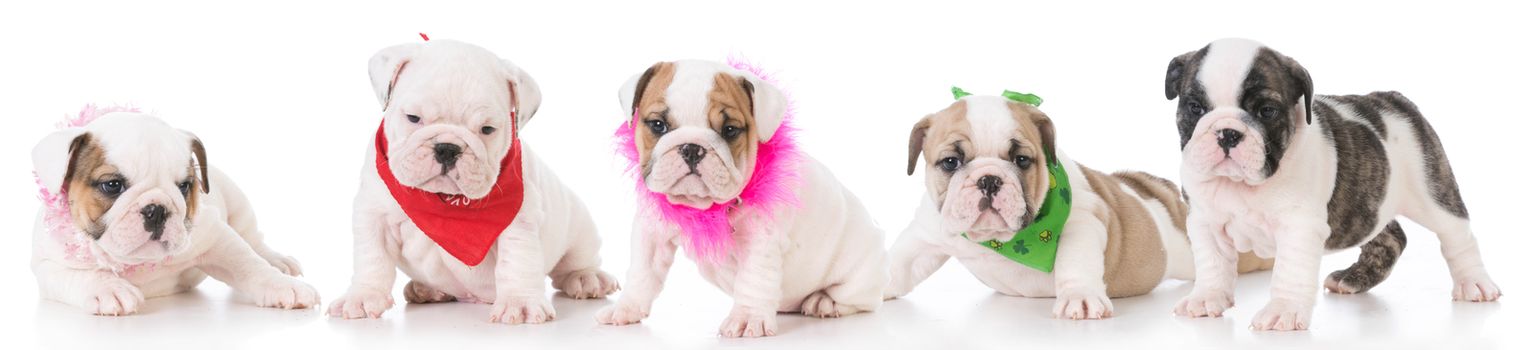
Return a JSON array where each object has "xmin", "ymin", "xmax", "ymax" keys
[
  {"xmin": 31, "ymin": 110, "xmax": 317, "ymax": 315},
  {"xmin": 884, "ymin": 94, "xmax": 1271, "ymax": 319},
  {"xmin": 596, "ymin": 60, "xmax": 888, "ymax": 338},
  {"xmin": 329, "ymin": 39, "xmax": 617, "ymax": 323},
  {"xmin": 1165, "ymin": 38, "xmax": 1502, "ymax": 331}
]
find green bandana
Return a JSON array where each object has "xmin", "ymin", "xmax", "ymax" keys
[{"xmin": 952, "ymin": 87, "xmax": 1070, "ymax": 272}]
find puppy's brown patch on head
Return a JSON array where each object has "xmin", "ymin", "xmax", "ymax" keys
[
  {"xmin": 910, "ymin": 100, "xmax": 969, "ymax": 203},
  {"xmin": 631, "ymin": 62, "xmax": 677, "ymax": 175},
  {"xmin": 61, "ymin": 134, "xmax": 114, "ymax": 239},
  {"xmin": 1006, "ymin": 102, "xmax": 1056, "ymax": 211},
  {"xmin": 709, "ymin": 72, "xmax": 758, "ymax": 169}
]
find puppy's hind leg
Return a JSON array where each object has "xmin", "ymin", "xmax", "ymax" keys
[
  {"xmin": 803, "ymin": 250, "xmax": 887, "ymax": 318},
  {"xmin": 549, "ymin": 204, "xmax": 619, "ymax": 300},
  {"xmin": 1408, "ymin": 205, "xmax": 1501, "ymax": 302},
  {"xmin": 218, "ymin": 173, "xmax": 302, "ymax": 276},
  {"xmin": 1325, "ymin": 221, "xmax": 1405, "ymax": 294},
  {"xmin": 403, "ymin": 280, "xmax": 456, "ymax": 304}
]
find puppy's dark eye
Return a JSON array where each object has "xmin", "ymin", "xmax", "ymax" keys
[
  {"xmin": 177, "ymin": 180, "xmax": 193, "ymax": 196},
  {"xmin": 97, "ymin": 180, "xmax": 125, "ymax": 197},
  {"xmin": 938, "ymin": 157, "xmax": 962, "ymax": 172},
  {"xmin": 646, "ymin": 119, "xmax": 669, "ymax": 135},
  {"xmin": 1014, "ymin": 155, "xmax": 1034, "ymax": 169},
  {"xmin": 1187, "ymin": 101, "xmax": 1206, "ymax": 116},
  {"xmin": 721, "ymin": 125, "xmax": 744, "ymax": 140},
  {"xmin": 406, "ymin": 114, "xmax": 421, "ymax": 123},
  {"xmin": 481, "ymin": 126, "xmax": 496, "ymax": 135},
  {"xmin": 1259, "ymin": 106, "xmax": 1279, "ymax": 119}
]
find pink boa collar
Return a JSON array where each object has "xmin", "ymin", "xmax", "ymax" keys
[
  {"xmin": 614, "ymin": 58, "xmax": 802, "ymax": 263},
  {"xmin": 36, "ymin": 105, "xmax": 164, "ymax": 274}
]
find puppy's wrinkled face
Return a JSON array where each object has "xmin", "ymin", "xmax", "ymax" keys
[
  {"xmin": 58, "ymin": 114, "xmax": 208, "ymax": 264},
  {"xmin": 908, "ymin": 97, "xmax": 1054, "ymax": 243},
  {"xmin": 1165, "ymin": 38, "xmax": 1313, "ymax": 184},
  {"xmin": 373, "ymin": 41, "xmax": 536, "ymax": 199},
  {"xmin": 626, "ymin": 61, "xmax": 766, "ymax": 209}
]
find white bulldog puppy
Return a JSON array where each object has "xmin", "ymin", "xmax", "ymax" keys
[
  {"xmin": 31, "ymin": 109, "xmax": 317, "ymax": 315},
  {"xmin": 884, "ymin": 93, "xmax": 1270, "ymax": 319},
  {"xmin": 1164, "ymin": 38, "xmax": 1502, "ymax": 331},
  {"xmin": 329, "ymin": 39, "xmax": 617, "ymax": 323},
  {"xmin": 596, "ymin": 60, "xmax": 888, "ymax": 338}
]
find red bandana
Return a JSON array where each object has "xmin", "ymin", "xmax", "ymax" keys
[{"xmin": 374, "ymin": 120, "xmax": 524, "ymax": 266}]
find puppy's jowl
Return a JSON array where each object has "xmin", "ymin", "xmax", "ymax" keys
[
  {"xmin": 597, "ymin": 60, "xmax": 888, "ymax": 338},
  {"xmin": 330, "ymin": 39, "xmax": 616, "ymax": 323},
  {"xmin": 31, "ymin": 107, "xmax": 317, "ymax": 315},
  {"xmin": 1165, "ymin": 38, "xmax": 1501, "ymax": 331},
  {"xmin": 885, "ymin": 90, "xmax": 1270, "ymax": 319}
]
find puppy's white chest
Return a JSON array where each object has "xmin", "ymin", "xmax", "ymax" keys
[{"xmin": 390, "ymin": 216, "xmax": 499, "ymax": 302}]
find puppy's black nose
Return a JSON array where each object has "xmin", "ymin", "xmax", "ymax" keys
[
  {"xmin": 141, "ymin": 204, "xmax": 168, "ymax": 240},
  {"xmin": 433, "ymin": 143, "xmax": 463, "ymax": 167},
  {"xmin": 679, "ymin": 143, "xmax": 706, "ymax": 167},
  {"xmin": 978, "ymin": 175, "xmax": 1002, "ymax": 198},
  {"xmin": 1216, "ymin": 129, "xmax": 1244, "ymax": 151}
]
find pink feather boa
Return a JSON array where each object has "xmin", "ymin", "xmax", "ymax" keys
[
  {"xmin": 35, "ymin": 104, "xmax": 162, "ymax": 274},
  {"xmin": 614, "ymin": 58, "xmax": 802, "ymax": 263}
]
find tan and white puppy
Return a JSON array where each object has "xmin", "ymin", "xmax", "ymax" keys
[
  {"xmin": 32, "ymin": 113, "xmax": 317, "ymax": 315},
  {"xmin": 1165, "ymin": 38, "xmax": 1501, "ymax": 331},
  {"xmin": 329, "ymin": 40, "xmax": 617, "ymax": 323},
  {"xmin": 885, "ymin": 95, "xmax": 1272, "ymax": 318},
  {"xmin": 596, "ymin": 60, "xmax": 888, "ymax": 337}
]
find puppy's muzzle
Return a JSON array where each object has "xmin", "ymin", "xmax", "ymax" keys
[
  {"xmin": 679, "ymin": 143, "xmax": 706, "ymax": 172},
  {"xmin": 1216, "ymin": 129, "xmax": 1244, "ymax": 155},
  {"xmin": 433, "ymin": 143, "xmax": 463, "ymax": 173},
  {"xmin": 977, "ymin": 175, "xmax": 1002, "ymax": 209},
  {"xmin": 140, "ymin": 204, "xmax": 169, "ymax": 241}
]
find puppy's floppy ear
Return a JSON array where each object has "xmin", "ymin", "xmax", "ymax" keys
[
  {"xmin": 1164, "ymin": 50, "xmax": 1197, "ymax": 100},
  {"xmin": 187, "ymin": 133, "xmax": 210, "ymax": 193},
  {"xmin": 503, "ymin": 60, "xmax": 542, "ymax": 129},
  {"xmin": 368, "ymin": 43, "xmax": 421, "ymax": 110},
  {"xmin": 32, "ymin": 128, "xmax": 90, "ymax": 194},
  {"xmin": 1029, "ymin": 109, "xmax": 1058, "ymax": 163},
  {"xmin": 1275, "ymin": 53, "xmax": 1314, "ymax": 124},
  {"xmin": 906, "ymin": 115, "xmax": 932, "ymax": 176},
  {"xmin": 742, "ymin": 75, "xmax": 787, "ymax": 141},
  {"xmin": 619, "ymin": 62, "xmax": 664, "ymax": 122}
]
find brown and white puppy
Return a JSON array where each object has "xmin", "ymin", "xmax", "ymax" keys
[
  {"xmin": 884, "ymin": 95, "xmax": 1270, "ymax": 319},
  {"xmin": 1165, "ymin": 38, "xmax": 1501, "ymax": 331},
  {"xmin": 32, "ymin": 112, "xmax": 317, "ymax": 315},
  {"xmin": 329, "ymin": 39, "xmax": 617, "ymax": 323},
  {"xmin": 596, "ymin": 60, "xmax": 888, "ymax": 338}
]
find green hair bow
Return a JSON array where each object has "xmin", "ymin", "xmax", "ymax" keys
[{"xmin": 951, "ymin": 86, "xmax": 1043, "ymax": 107}]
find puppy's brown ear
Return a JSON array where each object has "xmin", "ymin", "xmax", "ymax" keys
[
  {"xmin": 619, "ymin": 62, "xmax": 664, "ymax": 122},
  {"xmin": 907, "ymin": 115, "xmax": 933, "ymax": 176},
  {"xmin": 502, "ymin": 60, "xmax": 542, "ymax": 130},
  {"xmin": 32, "ymin": 128, "xmax": 91, "ymax": 193},
  {"xmin": 1164, "ymin": 50, "xmax": 1198, "ymax": 101},
  {"xmin": 189, "ymin": 135, "xmax": 210, "ymax": 193},
  {"xmin": 369, "ymin": 43, "xmax": 421, "ymax": 110},
  {"xmin": 1031, "ymin": 111, "xmax": 1058, "ymax": 163},
  {"xmin": 1274, "ymin": 53, "xmax": 1314, "ymax": 124}
]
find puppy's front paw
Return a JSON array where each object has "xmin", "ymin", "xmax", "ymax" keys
[
  {"xmin": 327, "ymin": 289, "xmax": 394, "ymax": 319},
  {"xmin": 596, "ymin": 303, "xmax": 649, "ymax": 326},
  {"xmin": 801, "ymin": 290, "xmax": 862, "ymax": 318},
  {"xmin": 489, "ymin": 296, "xmax": 555, "ymax": 325},
  {"xmin": 252, "ymin": 276, "xmax": 320, "ymax": 309},
  {"xmin": 86, "ymin": 278, "xmax": 145, "ymax": 316},
  {"xmin": 556, "ymin": 270, "xmax": 620, "ymax": 299},
  {"xmin": 1053, "ymin": 288, "xmax": 1113, "ymax": 320},
  {"xmin": 1453, "ymin": 276, "xmax": 1502, "ymax": 302},
  {"xmin": 718, "ymin": 306, "xmax": 778, "ymax": 338},
  {"xmin": 1174, "ymin": 288, "xmax": 1234, "ymax": 318},
  {"xmin": 260, "ymin": 252, "xmax": 303, "ymax": 277},
  {"xmin": 1250, "ymin": 299, "xmax": 1313, "ymax": 331}
]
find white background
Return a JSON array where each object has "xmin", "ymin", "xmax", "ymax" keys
[{"xmin": 1, "ymin": 1, "xmax": 1529, "ymax": 349}]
